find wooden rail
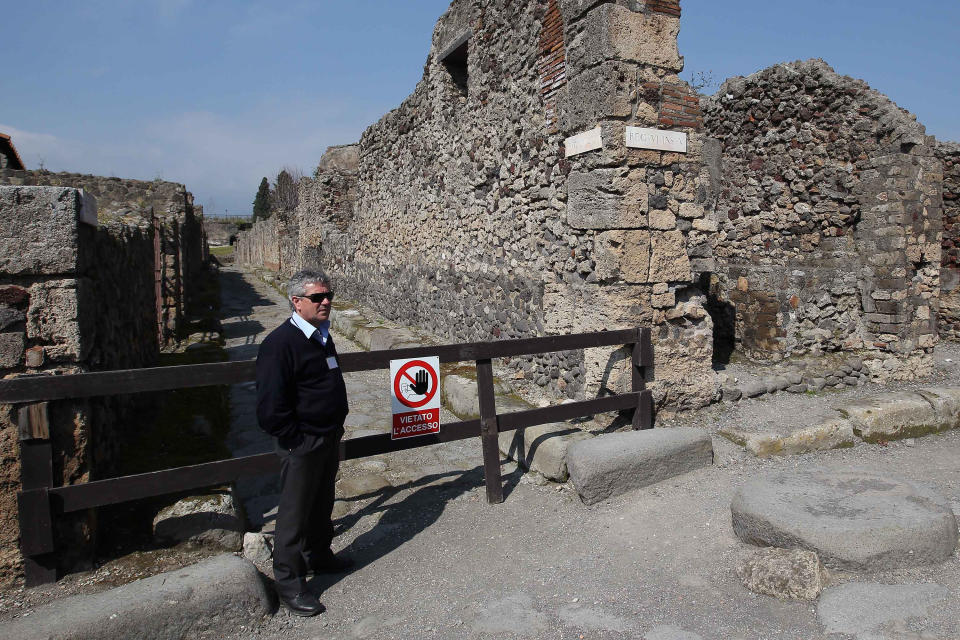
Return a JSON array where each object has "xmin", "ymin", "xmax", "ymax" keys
[{"xmin": 9, "ymin": 328, "xmax": 653, "ymax": 586}]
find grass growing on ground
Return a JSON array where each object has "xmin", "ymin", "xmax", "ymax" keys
[{"xmin": 209, "ymin": 245, "xmax": 234, "ymax": 257}]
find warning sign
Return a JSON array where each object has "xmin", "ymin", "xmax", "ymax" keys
[{"xmin": 389, "ymin": 356, "xmax": 441, "ymax": 440}]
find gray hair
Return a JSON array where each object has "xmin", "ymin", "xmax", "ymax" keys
[{"xmin": 287, "ymin": 269, "xmax": 331, "ymax": 309}]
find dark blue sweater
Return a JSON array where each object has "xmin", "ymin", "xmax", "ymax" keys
[{"xmin": 256, "ymin": 319, "xmax": 349, "ymax": 448}]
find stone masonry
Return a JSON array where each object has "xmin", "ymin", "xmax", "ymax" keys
[
  {"xmin": 702, "ymin": 60, "xmax": 943, "ymax": 380},
  {"xmin": 239, "ymin": 0, "xmax": 717, "ymax": 410},
  {"xmin": 236, "ymin": 4, "xmax": 959, "ymax": 403},
  {"xmin": 0, "ymin": 169, "xmax": 207, "ymax": 344},
  {"xmin": 0, "ymin": 185, "xmax": 165, "ymax": 586},
  {"xmin": 937, "ymin": 142, "xmax": 960, "ymax": 340}
]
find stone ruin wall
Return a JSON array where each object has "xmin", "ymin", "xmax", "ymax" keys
[
  {"xmin": 0, "ymin": 169, "xmax": 207, "ymax": 344},
  {"xmin": 937, "ymin": 142, "xmax": 960, "ymax": 340},
  {"xmin": 702, "ymin": 59, "xmax": 943, "ymax": 380},
  {"xmin": 0, "ymin": 186, "xmax": 164, "ymax": 585},
  {"xmin": 239, "ymin": 0, "xmax": 718, "ymax": 410},
  {"xmin": 235, "ymin": 145, "xmax": 360, "ymax": 279},
  {"xmin": 236, "ymin": 1, "xmax": 960, "ymax": 406}
]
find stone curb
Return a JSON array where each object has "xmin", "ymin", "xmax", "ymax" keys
[
  {"xmin": 329, "ymin": 304, "xmax": 596, "ymax": 481},
  {"xmin": 5, "ymin": 554, "xmax": 271, "ymax": 640},
  {"xmin": 722, "ymin": 386, "xmax": 960, "ymax": 457}
]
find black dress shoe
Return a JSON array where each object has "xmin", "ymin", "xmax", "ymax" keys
[
  {"xmin": 279, "ymin": 591, "xmax": 325, "ymax": 617},
  {"xmin": 310, "ymin": 552, "xmax": 355, "ymax": 574}
]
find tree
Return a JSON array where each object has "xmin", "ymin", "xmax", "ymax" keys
[
  {"xmin": 272, "ymin": 166, "xmax": 302, "ymax": 212},
  {"xmin": 253, "ymin": 177, "xmax": 271, "ymax": 221}
]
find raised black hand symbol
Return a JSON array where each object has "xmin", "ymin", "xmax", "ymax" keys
[{"xmin": 409, "ymin": 369, "xmax": 429, "ymax": 395}]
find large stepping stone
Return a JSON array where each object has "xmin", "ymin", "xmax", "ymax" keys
[
  {"xmin": 731, "ymin": 469, "xmax": 958, "ymax": 570},
  {"xmin": 567, "ymin": 428, "xmax": 713, "ymax": 505}
]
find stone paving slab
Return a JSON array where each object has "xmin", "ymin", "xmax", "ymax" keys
[
  {"xmin": 567, "ymin": 428, "xmax": 713, "ymax": 505},
  {"xmin": 731, "ymin": 468, "xmax": 959, "ymax": 570},
  {"xmin": 718, "ymin": 384, "xmax": 960, "ymax": 457},
  {"xmin": 817, "ymin": 582, "xmax": 951, "ymax": 638},
  {"xmin": 4, "ymin": 555, "xmax": 270, "ymax": 640}
]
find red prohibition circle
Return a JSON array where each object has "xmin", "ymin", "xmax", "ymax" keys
[{"xmin": 393, "ymin": 360, "xmax": 439, "ymax": 408}]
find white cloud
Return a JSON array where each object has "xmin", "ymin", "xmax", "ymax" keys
[{"xmin": 3, "ymin": 93, "xmax": 375, "ymax": 217}]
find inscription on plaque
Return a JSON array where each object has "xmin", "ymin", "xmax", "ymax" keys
[
  {"xmin": 625, "ymin": 126, "xmax": 687, "ymax": 153},
  {"xmin": 564, "ymin": 127, "xmax": 602, "ymax": 157}
]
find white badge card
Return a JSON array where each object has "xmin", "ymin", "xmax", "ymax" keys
[{"xmin": 326, "ymin": 356, "xmax": 339, "ymax": 370}]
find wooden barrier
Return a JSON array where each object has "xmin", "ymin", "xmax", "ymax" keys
[{"xmin": 2, "ymin": 327, "xmax": 653, "ymax": 586}]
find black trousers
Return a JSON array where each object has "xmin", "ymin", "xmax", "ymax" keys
[{"xmin": 272, "ymin": 427, "xmax": 343, "ymax": 598}]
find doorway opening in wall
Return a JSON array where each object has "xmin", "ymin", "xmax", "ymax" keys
[
  {"xmin": 700, "ymin": 273, "xmax": 736, "ymax": 367},
  {"xmin": 439, "ymin": 31, "xmax": 469, "ymax": 98}
]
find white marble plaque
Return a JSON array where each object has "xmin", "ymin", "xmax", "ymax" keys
[
  {"xmin": 625, "ymin": 126, "xmax": 687, "ymax": 153},
  {"xmin": 564, "ymin": 127, "xmax": 602, "ymax": 157}
]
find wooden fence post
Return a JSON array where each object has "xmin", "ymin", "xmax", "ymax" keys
[
  {"xmin": 17, "ymin": 402, "xmax": 57, "ymax": 586},
  {"xmin": 475, "ymin": 358, "xmax": 503, "ymax": 504},
  {"xmin": 631, "ymin": 328, "xmax": 654, "ymax": 430}
]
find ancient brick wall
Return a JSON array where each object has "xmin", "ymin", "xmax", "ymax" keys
[
  {"xmin": 0, "ymin": 186, "xmax": 160, "ymax": 586},
  {"xmin": 937, "ymin": 142, "xmax": 960, "ymax": 340},
  {"xmin": 0, "ymin": 169, "xmax": 205, "ymax": 344},
  {"xmin": 702, "ymin": 59, "xmax": 942, "ymax": 379}
]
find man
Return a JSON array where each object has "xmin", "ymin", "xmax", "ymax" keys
[{"xmin": 256, "ymin": 269, "xmax": 352, "ymax": 617}]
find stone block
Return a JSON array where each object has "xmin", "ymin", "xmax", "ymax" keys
[
  {"xmin": 744, "ymin": 418, "xmax": 857, "ymax": 457},
  {"xmin": 648, "ymin": 230, "xmax": 691, "ymax": 282},
  {"xmin": 915, "ymin": 387, "xmax": 960, "ymax": 430},
  {"xmin": 3, "ymin": 554, "xmax": 270, "ymax": 640},
  {"xmin": 441, "ymin": 372, "xmax": 513, "ymax": 420},
  {"xmin": 567, "ymin": 168, "xmax": 647, "ymax": 229},
  {"xmin": 26, "ymin": 279, "xmax": 91, "ymax": 362},
  {"xmin": 330, "ymin": 308, "xmax": 362, "ymax": 340},
  {"xmin": 498, "ymin": 420, "xmax": 593, "ymax": 482},
  {"xmin": 0, "ymin": 186, "xmax": 81, "ymax": 275},
  {"xmin": 593, "ymin": 230, "xmax": 650, "ymax": 282},
  {"xmin": 838, "ymin": 391, "xmax": 942, "ymax": 442},
  {"xmin": 152, "ymin": 492, "xmax": 243, "ymax": 551},
  {"xmin": 563, "ymin": 60, "xmax": 638, "ymax": 133},
  {"xmin": 649, "ymin": 209, "xmax": 676, "ymax": 230},
  {"xmin": 731, "ymin": 469, "xmax": 958, "ymax": 570},
  {"xmin": 566, "ymin": 3, "xmax": 683, "ymax": 77},
  {"xmin": 0, "ymin": 332, "xmax": 24, "ymax": 368},
  {"xmin": 567, "ymin": 428, "xmax": 713, "ymax": 505},
  {"xmin": 737, "ymin": 548, "xmax": 829, "ymax": 601},
  {"xmin": 242, "ymin": 532, "xmax": 273, "ymax": 564}
]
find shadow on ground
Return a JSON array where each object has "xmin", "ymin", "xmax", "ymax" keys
[{"xmin": 303, "ymin": 462, "xmax": 523, "ymax": 594}]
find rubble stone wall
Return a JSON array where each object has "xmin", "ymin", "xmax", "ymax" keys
[
  {"xmin": 238, "ymin": 0, "xmax": 718, "ymax": 410},
  {"xmin": 937, "ymin": 142, "xmax": 960, "ymax": 340},
  {"xmin": 0, "ymin": 169, "xmax": 206, "ymax": 343},
  {"xmin": 0, "ymin": 186, "xmax": 160, "ymax": 586},
  {"xmin": 702, "ymin": 59, "xmax": 942, "ymax": 378}
]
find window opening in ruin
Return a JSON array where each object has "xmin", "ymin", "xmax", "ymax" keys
[{"xmin": 439, "ymin": 31, "xmax": 470, "ymax": 98}]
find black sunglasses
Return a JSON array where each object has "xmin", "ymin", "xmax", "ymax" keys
[{"xmin": 296, "ymin": 291, "xmax": 334, "ymax": 303}]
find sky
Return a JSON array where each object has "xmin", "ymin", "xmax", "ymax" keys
[{"xmin": 2, "ymin": 1, "xmax": 957, "ymax": 217}]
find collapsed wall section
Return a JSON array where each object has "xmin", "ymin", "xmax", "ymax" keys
[
  {"xmin": 937, "ymin": 142, "xmax": 960, "ymax": 340},
  {"xmin": 0, "ymin": 186, "xmax": 159, "ymax": 586},
  {"xmin": 0, "ymin": 169, "xmax": 206, "ymax": 344},
  {"xmin": 702, "ymin": 59, "xmax": 942, "ymax": 379}
]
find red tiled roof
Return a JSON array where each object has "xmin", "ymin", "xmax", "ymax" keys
[{"xmin": 0, "ymin": 132, "xmax": 26, "ymax": 170}]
